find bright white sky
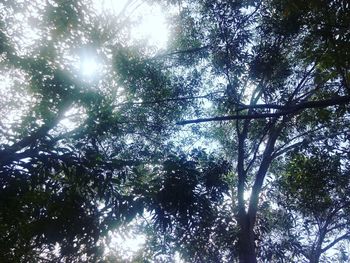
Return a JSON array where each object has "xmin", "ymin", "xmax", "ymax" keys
[
  {"xmin": 93, "ymin": 0, "xmax": 169, "ymax": 47},
  {"xmin": 79, "ymin": 0, "xmax": 169, "ymax": 79}
]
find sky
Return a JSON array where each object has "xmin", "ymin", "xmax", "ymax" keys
[{"xmin": 78, "ymin": 0, "xmax": 169, "ymax": 79}]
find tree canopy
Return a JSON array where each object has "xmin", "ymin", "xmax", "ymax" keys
[{"xmin": 0, "ymin": 0, "xmax": 350, "ymax": 262}]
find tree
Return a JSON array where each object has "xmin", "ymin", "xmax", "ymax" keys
[
  {"xmin": 152, "ymin": 0, "xmax": 350, "ymax": 262},
  {"xmin": 1, "ymin": 0, "xmax": 350, "ymax": 262}
]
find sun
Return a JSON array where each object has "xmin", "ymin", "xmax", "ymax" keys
[
  {"xmin": 79, "ymin": 1, "xmax": 169, "ymax": 80},
  {"xmin": 80, "ymin": 57, "xmax": 99, "ymax": 77}
]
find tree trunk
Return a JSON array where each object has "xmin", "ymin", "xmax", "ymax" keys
[
  {"xmin": 237, "ymin": 214, "xmax": 257, "ymax": 263},
  {"xmin": 309, "ymin": 252, "xmax": 321, "ymax": 263},
  {"xmin": 309, "ymin": 226, "xmax": 327, "ymax": 263}
]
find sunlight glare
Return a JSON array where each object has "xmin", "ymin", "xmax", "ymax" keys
[
  {"xmin": 106, "ymin": 232, "xmax": 146, "ymax": 259},
  {"xmin": 92, "ymin": 0, "xmax": 169, "ymax": 49},
  {"xmin": 131, "ymin": 5, "xmax": 169, "ymax": 48},
  {"xmin": 57, "ymin": 106, "xmax": 87, "ymax": 134},
  {"xmin": 80, "ymin": 57, "xmax": 100, "ymax": 77},
  {"xmin": 244, "ymin": 190, "xmax": 251, "ymax": 202}
]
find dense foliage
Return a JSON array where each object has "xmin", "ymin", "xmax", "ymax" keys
[{"xmin": 0, "ymin": 0, "xmax": 350, "ymax": 262}]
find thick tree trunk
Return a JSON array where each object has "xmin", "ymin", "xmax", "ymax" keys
[
  {"xmin": 237, "ymin": 214, "xmax": 257, "ymax": 263},
  {"xmin": 309, "ymin": 251, "xmax": 321, "ymax": 263},
  {"xmin": 238, "ymin": 231, "xmax": 257, "ymax": 263}
]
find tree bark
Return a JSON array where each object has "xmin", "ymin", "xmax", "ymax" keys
[
  {"xmin": 237, "ymin": 214, "xmax": 257, "ymax": 263},
  {"xmin": 309, "ymin": 226, "xmax": 327, "ymax": 263},
  {"xmin": 236, "ymin": 120, "xmax": 259, "ymax": 263},
  {"xmin": 236, "ymin": 124, "xmax": 281, "ymax": 263},
  {"xmin": 309, "ymin": 251, "xmax": 321, "ymax": 263}
]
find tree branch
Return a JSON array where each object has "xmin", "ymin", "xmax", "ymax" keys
[
  {"xmin": 115, "ymin": 91, "xmax": 222, "ymax": 107},
  {"xmin": 245, "ymin": 121, "xmax": 272, "ymax": 174},
  {"xmin": 177, "ymin": 95, "xmax": 350, "ymax": 125},
  {"xmin": 151, "ymin": 45, "xmax": 211, "ymax": 60},
  {"xmin": 321, "ymin": 233, "xmax": 350, "ymax": 253}
]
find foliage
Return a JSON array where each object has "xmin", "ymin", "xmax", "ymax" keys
[
  {"xmin": 143, "ymin": 151, "xmax": 235, "ymax": 262},
  {"xmin": 1, "ymin": 0, "xmax": 350, "ymax": 262},
  {"xmin": 260, "ymin": 143, "xmax": 350, "ymax": 262},
  {"xmin": 0, "ymin": 0, "xmax": 190, "ymax": 261}
]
